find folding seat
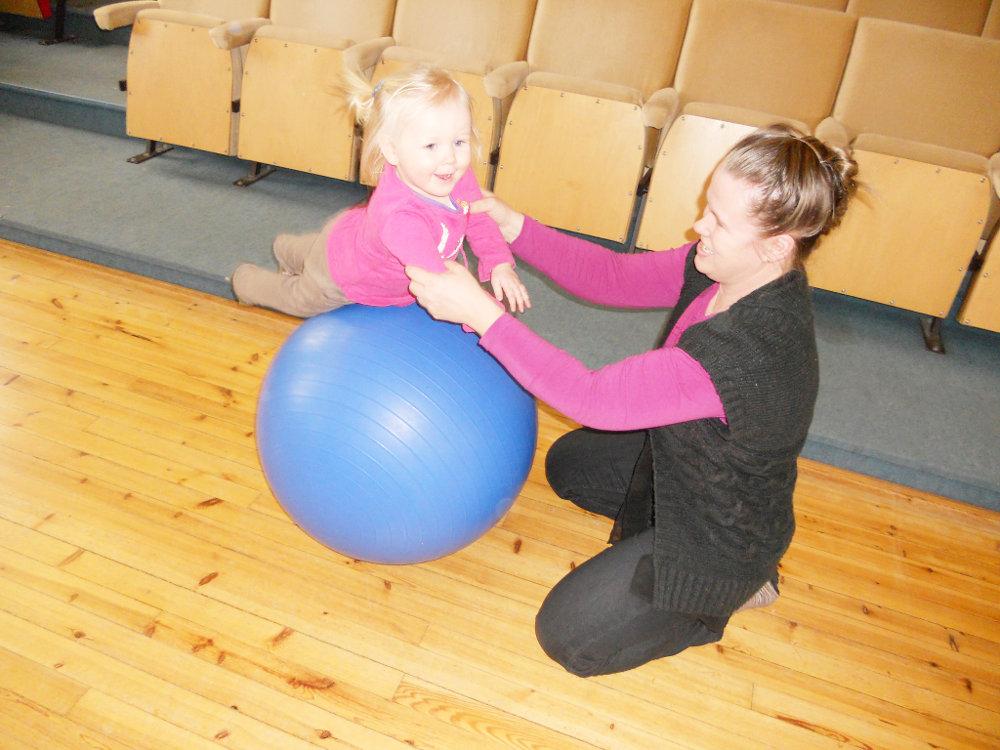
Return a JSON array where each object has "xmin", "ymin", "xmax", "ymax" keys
[
  {"xmin": 94, "ymin": 0, "xmax": 271, "ymax": 162},
  {"xmin": 958, "ymin": 228, "xmax": 1000, "ymax": 334},
  {"xmin": 635, "ymin": 0, "xmax": 856, "ymax": 250},
  {"xmin": 491, "ymin": 0, "xmax": 694, "ymax": 243},
  {"xmin": 363, "ymin": 0, "xmax": 538, "ymax": 187},
  {"xmin": 233, "ymin": 0, "xmax": 396, "ymax": 185},
  {"xmin": 846, "ymin": 0, "xmax": 991, "ymax": 35},
  {"xmin": 804, "ymin": 18, "xmax": 1000, "ymax": 331}
]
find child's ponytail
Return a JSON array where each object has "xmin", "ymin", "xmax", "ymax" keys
[{"xmin": 342, "ymin": 64, "xmax": 377, "ymax": 131}]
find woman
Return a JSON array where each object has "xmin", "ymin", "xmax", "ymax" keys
[{"xmin": 406, "ymin": 124, "xmax": 858, "ymax": 677}]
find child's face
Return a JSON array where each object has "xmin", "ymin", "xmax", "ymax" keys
[{"xmin": 381, "ymin": 98, "xmax": 473, "ymax": 206}]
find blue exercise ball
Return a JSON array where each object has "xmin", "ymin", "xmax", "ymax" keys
[{"xmin": 256, "ymin": 303, "xmax": 538, "ymax": 564}]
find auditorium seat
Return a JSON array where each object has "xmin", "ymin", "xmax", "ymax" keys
[
  {"xmin": 806, "ymin": 18, "xmax": 1000, "ymax": 320},
  {"xmin": 492, "ymin": 0, "xmax": 694, "ymax": 242},
  {"xmin": 94, "ymin": 0, "xmax": 271, "ymax": 162},
  {"xmin": 234, "ymin": 0, "xmax": 395, "ymax": 185},
  {"xmin": 635, "ymin": 0, "xmax": 855, "ymax": 250},
  {"xmin": 959, "ymin": 223, "xmax": 1000, "ymax": 334}
]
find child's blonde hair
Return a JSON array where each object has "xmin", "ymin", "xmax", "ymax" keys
[{"xmin": 342, "ymin": 65, "xmax": 480, "ymax": 185}]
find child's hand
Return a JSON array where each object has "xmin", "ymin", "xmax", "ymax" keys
[{"xmin": 490, "ymin": 263, "xmax": 531, "ymax": 314}]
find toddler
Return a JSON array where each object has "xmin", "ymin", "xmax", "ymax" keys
[{"xmin": 231, "ymin": 66, "xmax": 529, "ymax": 317}]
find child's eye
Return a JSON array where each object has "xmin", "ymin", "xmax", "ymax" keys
[
  {"xmin": 424, "ymin": 143, "xmax": 436, "ymax": 150},
  {"xmin": 455, "ymin": 139, "xmax": 467, "ymax": 147}
]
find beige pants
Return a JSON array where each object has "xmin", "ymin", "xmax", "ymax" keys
[{"xmin": 232, "ymin": 213, "xmax": 350, "ymax": 317}]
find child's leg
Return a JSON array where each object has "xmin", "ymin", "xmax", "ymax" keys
[
  {"xmin": 272, "ymin": 232, "xmax": 320, "ymax": 275},
  {"xmin": 274, "ymin": 211, "xmax": 346, "ymax": 274},
  {"xmin": 232, "ymin": 261, "xmax": 349, "ymax": 318}
]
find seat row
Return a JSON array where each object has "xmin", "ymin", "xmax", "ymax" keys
[{"xmin": 93, "ymin": 0, "xmax": 1000, "ymax": 336}]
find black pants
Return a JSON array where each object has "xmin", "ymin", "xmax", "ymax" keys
[{"xmin": 536, "ymin": 428, "xmax": 728, "ymax": 677}]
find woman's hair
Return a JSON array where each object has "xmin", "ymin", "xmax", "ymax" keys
[
  {"xmin": 341, "ymin": 65, "xmax": 479, "ymax": 185},
  {"xmin": 722, "ymin": 123, "xmax": 859, "ymax": 262}
]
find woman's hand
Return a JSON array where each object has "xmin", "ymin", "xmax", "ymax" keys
[
  {"xmin": 490, "ymin": 263, "xmax": 531, "ymax": 314},
  {"xmin": 406, "ymin": 261, "xmax": 505, "ymax": 336},
  {"xmin": 470, "ymin": 191, "xmax": 525, "ymax": 244}
]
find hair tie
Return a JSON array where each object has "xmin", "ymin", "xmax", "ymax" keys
[{"xmin": 372, "ymin": 80, "xmax": 384, "ymax": 98}]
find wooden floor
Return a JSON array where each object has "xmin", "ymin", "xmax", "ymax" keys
[{"xmin": 1, "ymin": 238, "xmax": 998, "ymax": 750}]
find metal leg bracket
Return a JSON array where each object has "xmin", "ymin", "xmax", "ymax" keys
[
  {"xmin": 234, "ymin": 162, "xmax": 276, "ymax": 187},
  {"xmin": 919, "ymin": 316, "xmax": 946, "ymax": 354},
  {"xmin": 128, "ymin": 140, "xmax": 174, "ymax": 164}
]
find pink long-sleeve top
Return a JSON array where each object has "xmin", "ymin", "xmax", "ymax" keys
[
  {"xmin": 327, "ymin": 165, "xmax": 513, "ymax": 306},
  {"xmin": 479, "ymin": 218, "xmax": 726, "ymax": 431}
]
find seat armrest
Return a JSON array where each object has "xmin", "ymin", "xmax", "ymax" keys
[
  {"xmin": 815, "ymin": 117, "xmax": 853, "ymax": 149},
  {"xmin": 642, "ymin": 87, "xmax": 679, "ymax": 130},
  {"xmin": 209, "ymin": 18, "xmax": 271, "ymax": 50},
  {"xmin": 343, "ymin": 37, "xmax": 396, "ymax": 76},
  {"xmin": 93, "ymin": 1, "xmax": 158, "ymax": 30},
  {"xmin": 483, "ymin": 61, "xmax": 528, "ymax": 101},
  {"xmin": 135, "ymin": 9, "xmax": 224, "ymax": 28}
]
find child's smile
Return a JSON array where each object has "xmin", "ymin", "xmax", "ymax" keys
[{"xmin": 381, "ymin": 99, "xmax": 473, "ymax": 207}]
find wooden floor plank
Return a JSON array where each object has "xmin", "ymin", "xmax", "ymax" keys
[
  {"xmin": 2, "ymin": 239, "xmax": 998, "ymax": 749},
  {"xmin": 0, "ymin": 686, "xmax": 134, "ymax": 750}
]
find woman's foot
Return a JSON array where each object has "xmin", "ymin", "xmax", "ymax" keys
[{"xmin": 735, "ymin": 580, "xmax": 779, "ymax": 612}]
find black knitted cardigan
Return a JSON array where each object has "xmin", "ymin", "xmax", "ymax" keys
[{"xmin": 614, "ymin": 251, "xmax": 819, "ymax": 615}]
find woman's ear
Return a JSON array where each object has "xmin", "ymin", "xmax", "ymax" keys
[{"xmin": 758, "ymin": 233, "xmax": 796, "ymax": 265}]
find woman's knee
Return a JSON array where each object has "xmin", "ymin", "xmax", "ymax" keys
[
  {"xmin": 534, "ymin": 596, "xmax": 607, "ymax": 678},
  {"xmin": 544, "ymin": 430, "xmax": 585, "ymax": 498}
]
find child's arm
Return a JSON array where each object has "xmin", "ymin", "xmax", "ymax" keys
[
  {"xmin": 454, "ymin": 171, "xmax": 516, "ymax": 282},
  {"xmin": 490, "ymin": 263, "xmax": 530, "ymax": 314},
  {"xmin": 379, "ymin": 209, "xmax": 450, "ymax": 272}
]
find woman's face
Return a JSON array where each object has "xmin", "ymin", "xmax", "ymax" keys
[{"xmin": 691, "ymin": 167, "xmax": 773, "ymax": 284}]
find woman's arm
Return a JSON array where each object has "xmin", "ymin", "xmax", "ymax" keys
[
  {"xmin": 479, "ymin": 314, "xmax": 724, "ymax": 430},
  {"xmin": 405, "ymin": 262, "xmax": 723, "ymax": 430},
  {"xmin": 512, "ymin": 218, "xmax": 693, "ymax": 309},
  {"xmin": 471, "ymin": 196, "xmax": 692, "ymax": 309}
]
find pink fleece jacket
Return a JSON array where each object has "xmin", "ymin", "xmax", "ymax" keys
[
  {"xmin": 479, "ymin": 218, "xmax": 726, "ymax": 431},
  {"xmin": 326, "ymin": 165, "xmax": 513, "ymax": 306}
]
